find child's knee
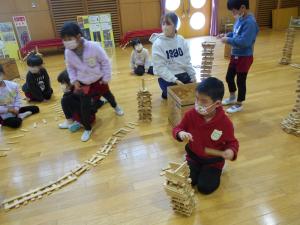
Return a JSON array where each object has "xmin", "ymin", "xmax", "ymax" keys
[{"xmin": 197, "ymin": 182, "xmax": 219, "ymax": 195}]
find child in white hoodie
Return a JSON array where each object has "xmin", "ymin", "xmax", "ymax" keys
[
  {"xmin": 150, "ymin": 12, "xmax": 196, "ymax": 99},
  {"xmin": 130, "ymin": 38, "xmax": 153, "ymax": 76}
]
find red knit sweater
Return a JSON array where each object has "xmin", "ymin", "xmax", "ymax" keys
[{"xmin": 173, "ymin": 107, "xmax": 239, "ymax": 169}]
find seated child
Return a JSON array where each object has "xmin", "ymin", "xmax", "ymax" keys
[
  {"xmin": 173, "ymin": 77, "xmax": 239, "ymax": 194},
  {"xmin": 22, "ymin": 53, "xmax": 53, "ymax": 102},
  {"xmin": 0, "ymin": 64, "xmax": 39, "ymax": 128},
  {"xmin": 130, "ymin": 38, "xmax": 153, "ymax": 76},
  {"xmin": 57, "ymin": 70, "xmax": 103, "ymax": 132}
]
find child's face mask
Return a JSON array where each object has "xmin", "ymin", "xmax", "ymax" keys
[
  {"xmin": 162, "ymin": 20, "xmax": 175, "ymax": 37},
  {"xmin": 28, "ymin": 66, "xmax": 40, "ymax": 74},
  {"xmin": 195, "ymin": 101, "xmax": 217, "ymax": 116},
  {"xmin": 135, "ymin": 44, "xmax": 143, "ymax": 52},
  {"xmin": 63, "ymin": 39, "xmax": 78, "ymax": 50}
]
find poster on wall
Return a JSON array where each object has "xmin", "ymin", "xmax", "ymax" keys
[
  {"xmin": 12, "ymin": 16, "xmax": 31, "ymax": 47},
  {"xmin": 0, "ymin": 22, "xmax": 19, "ymax": 59},
  {"xmin": 77, "ymin": 13, "xmax": 115, "ymax": 49}
]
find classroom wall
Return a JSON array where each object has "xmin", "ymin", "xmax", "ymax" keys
[
  {"xmin": 0, "ymin": 0, "xmax": 55, "ymax": 41},
  {"xmin": 119, "ymin": 0, "xmax": 161, "ymax": 34}
]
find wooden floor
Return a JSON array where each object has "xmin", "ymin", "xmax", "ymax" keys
[{"xmin": 0, "ymin": 29, "xmax": 300, "ymax": 225}]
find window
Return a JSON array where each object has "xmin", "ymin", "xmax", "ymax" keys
[
  {"xmin": 191, "ymin": 0, "xmax": 206, "ymax": 9},
  {"xmin": 190, "ymin": 12, "xmax": 205, "ymax": 30},
  {"xmin": 166, "ymin": 0, "xmax": 181, "ymax": 11}
]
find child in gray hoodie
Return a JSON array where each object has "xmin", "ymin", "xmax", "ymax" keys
[{"xmin": 150, "ymin": 12, "xmax": 196, "ymax": 99}]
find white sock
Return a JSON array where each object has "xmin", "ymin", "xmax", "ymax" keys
[{"xmin": 18, "ymin": 111, "xmax": 32, "ymax": 119}]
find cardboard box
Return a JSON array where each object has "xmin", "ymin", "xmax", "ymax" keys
[
  {"xmin": 0, "ymin": 58, "xmax": 20, "ymax": 80},
  {"xmin": 167, "ymin": 83, "xmax": 197, "ymax": 127}
]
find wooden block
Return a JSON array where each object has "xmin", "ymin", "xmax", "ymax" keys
[
  {"xmin": 128, "ymin": 122, "xmax": 138, "ymax": 126},
  {"xmin": 0, "ymin": 153, "xmax": 7, "ymax": 157},
  {"xmin": 6, "ymin": 141, "xmax": 18, "ymax": 144},
  {"xmin": 42, "ymin": 119, "xmax": 47, "ymax": 124},
  {"xmin": 33, "ymin": 122, "xmax": 37, "ymax": 128},
  {"xmin": 205, "ymin": 148, "xmax": 225, "ymax": 157},
  {"xmin": 8, "ymin": 134, "xmax": 24, "ymax": 139},
  {"xmin": 0, "ymin": 148, "xmax": 11, "ymax": 151},
  {"xmin": 20, "ymin": 129, "xmax": 29, "ymax": 132}
]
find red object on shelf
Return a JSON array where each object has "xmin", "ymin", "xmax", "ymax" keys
[
  {"xmin": 119, "ymin": 28, "xmax": 162, "ymax": 47},
  {"xmin": 20, "ymin": 38, "xmax": 63, "ymax": 57}
]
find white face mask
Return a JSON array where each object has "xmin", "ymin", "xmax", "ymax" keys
[
  {"xmin": 60, "ymin": 84, "xmax": 69, "ymax": 93},
  {"xmin": 195, "ymin": 101, "xmax": 216, "ymax": 116},
  {"xmin": 63, "ymin": 39, "xmax": 78, "ymax": 50},
  {"xmin": 28, "ymin": 67, "xmax": 40, "ymax": 74},
  {"xmin": 135, "ymin": 44, "xmax": 143, "ymax": 52},
  {"xmin": 162, "ymin": 25, "xmax": 174, "ymax": 37}
]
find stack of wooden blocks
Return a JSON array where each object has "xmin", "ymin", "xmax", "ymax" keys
[
  {"xmin": 201, "ymin": 41, "xmax": 216, "ymax": 78},
  {"xmin": 281, "ymin": 74, "xmax": 300, "ymax": 136},
  {"xmin": 137, "ymin": 79, "xmax": 152, "ymax": 122},
  {"xmin": 280, "ymin": 27, "xmax": 296, "ymax": 65},
  {"xmin": 164, "ymin": 161, "xmax": 196, "ymax": 217}
]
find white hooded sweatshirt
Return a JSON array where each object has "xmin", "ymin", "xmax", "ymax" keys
[{"xmin": 150, "ymin": 33, "xmax": 196, "ymax": 83}]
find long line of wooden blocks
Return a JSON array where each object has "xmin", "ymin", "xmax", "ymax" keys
[{"xmin": 1, "ymin": 122, "xmax": 138, "ymax": 211}]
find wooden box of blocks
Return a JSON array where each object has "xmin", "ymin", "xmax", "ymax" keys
[
  {"xmin": 0, "ymin": 58, "xmax": 20, "ymax": 80},
  {"xmin": 167, "ymin": 83, "xmax": 197, "ymax": 127}
]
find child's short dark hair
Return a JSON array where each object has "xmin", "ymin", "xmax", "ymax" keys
[
  {"xmin": 131, "ymin": 38, "xmax": 141, "ymax": 48},
  {"xmin": 27, "ymin": 54, "xmax": 43, "ymax": 67},
  {"xmin": 60, "ymin": 21, "xmax": 82, "ymax": 38},
  {"xmin": 196, "ymin": 77, "xmax": 224, "ymax": 102},
  {"xmin": 57, "ymin": 70, "xmax": 70, "ymax": 85},
  {"xmin": 227, "ymin": 0, "xmax": 249, "ymax": 10},
  {"xmin": 0, "ymin": 64, "xmax": 4, "ymax": 74},
  {"xmin": 162, "ymin": 12, "xmax": 179, "ymax": 30}
]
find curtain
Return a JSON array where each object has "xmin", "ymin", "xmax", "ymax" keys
[{"xmin": 210, "ymin": 0, "xmax": 218, "ymax": 36}]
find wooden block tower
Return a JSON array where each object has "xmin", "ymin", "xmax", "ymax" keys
[
  {"xmin": 279, "ymin": 27, "xmax": 296, "ymax": 65},
  {"xmin": 163, "ymin": 161, "xmax": 196, "ymax": 216},
  {"xmin": 200, "ymin": 41, "xmax": 216, "ymax": 79},
  {"xmin": 137, "ymin": 79, "xmax": 152, "ymax": 122},
  {"xmin": 281, "ymin": 73, "xmax": 300, "ymax": 136}
]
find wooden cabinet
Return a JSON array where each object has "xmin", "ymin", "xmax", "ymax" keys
[{"xmin": 119, "ymin": 0, "xmax": 161, "ymax": 34}]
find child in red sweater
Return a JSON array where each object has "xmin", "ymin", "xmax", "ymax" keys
[{"xmin": 173, "ymin": 77, "xmax": 239, "ymax": 194}]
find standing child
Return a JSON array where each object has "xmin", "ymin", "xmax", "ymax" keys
[
  {"xmin": 150, "ymin": 12, "xmax": 196, "ymax": 99},
  {"xmin": 22, "ymin": 53, "xmax": 53, "ymax": 102},
  {"xmin": 60, "ymin": 22, "xmax": 124, "ymax": 142},
  {"xmin": 130, "ymin": 38, "xmax": 153, "ymax": 76},
  {"xmin": 173, "ymin": 77, "xmax": 239, "ymax": 194},
  {"xmin": 219, "ymin": 0, "xmax": 259, "ymax": 113},
  {"xmin": 0, "ymin": 65, "xmax": 39, "ymax": 128}
]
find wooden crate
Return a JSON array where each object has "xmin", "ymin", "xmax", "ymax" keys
[
  {"xmin": 0, "ymin": 58, "xmax": 20, "ymax": 80},
  {"xmin": 167, "ymin": 83, "xmax": 197, "ymax": 127}
]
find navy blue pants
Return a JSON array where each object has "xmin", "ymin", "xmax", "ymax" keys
[{"xmin": 158, "ymin": 72, "xmax": 192, "ymax": 99}]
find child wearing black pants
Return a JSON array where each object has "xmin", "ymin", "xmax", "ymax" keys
[
  {"xmin": 22, "ymin": 53, "xmax": 53, "ymax": 102},
  {"xmin": 0, "ymin": 65, "xmax": 39, "ymax": 128},
  {"xmin": 219, "ymin": 0, "xmax": 259, "ymax": 113},
  {"xmin": 173, "ymin": 78, "xmax": 239, "ymax": 194}
]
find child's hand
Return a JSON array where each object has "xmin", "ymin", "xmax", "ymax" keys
[
  {"xmin": 8, "ymin": 107, "xmax": 19, "ymax": 115},
  {"xmin": 178, "ymin": 131, "xmax": 193, "ymax": 142},
  {"xmin": 74, "ymin": 81, "xmax": 81, "ymax": 92},
  {"xmin": 222, "ymin": 149, "xmax": 234, "ymax": 160},
  {"xmin": 217, "ymin": 33, "xmax": 225, "ymax": 39},
  {"xmin": 221, "ymin": 37, "xmax": 228, "ymax": 44},
  {"xmin": 175, "ymin": 80, "xmax": 184, "ymax": 85},
  {"xmin": 130, "ymin": 70, "xmax": 135, "ymax": 75}
]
